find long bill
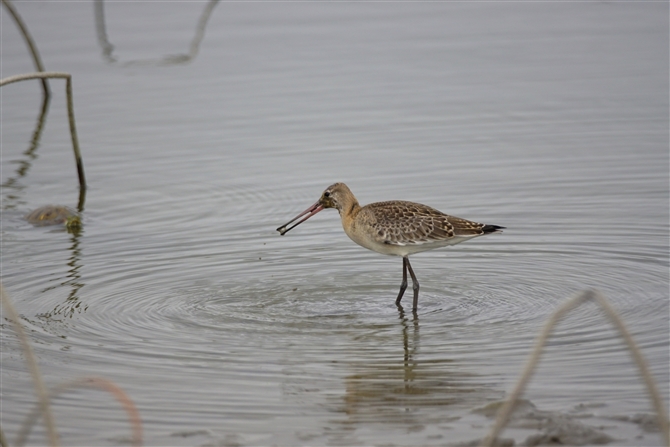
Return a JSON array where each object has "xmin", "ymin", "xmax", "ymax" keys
[{"xmin": 277, "ymin": 201, "xmax": 324, "ymax": 235}]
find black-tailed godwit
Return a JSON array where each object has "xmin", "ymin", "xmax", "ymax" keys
[{"xmin": 277, "ymin": 183, "xmax": 504, "ymax": 312}]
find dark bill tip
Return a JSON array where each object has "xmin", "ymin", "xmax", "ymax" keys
[{"xmin": 276, "ymin": 201, "xmax": 324, "ymax": 236}]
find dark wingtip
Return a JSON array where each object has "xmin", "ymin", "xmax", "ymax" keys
[{"xmin": 482, "ymin": 224, "xmax": 505, "ymax": 234}]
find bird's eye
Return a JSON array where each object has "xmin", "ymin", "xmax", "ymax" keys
[{"xmin": 324, "ymin": 191, "xmax": 331, "ymax": 197}]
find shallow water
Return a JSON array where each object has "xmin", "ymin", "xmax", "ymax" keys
[{"xmin": 1, "ymin": 2, "xmax": 668, "ymax": 446}]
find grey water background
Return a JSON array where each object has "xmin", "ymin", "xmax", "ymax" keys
[{"xmin": 1, "ymin": 2, "xmax": 668, "ymax": 446}]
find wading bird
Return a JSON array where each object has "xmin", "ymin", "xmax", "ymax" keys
[{"xmin": 277, "ymin": 183, "xmax": 504, "ymax": 312}]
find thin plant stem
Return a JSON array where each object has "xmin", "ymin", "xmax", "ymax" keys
[
  {"xmin": 188, "ymin": 0, "xmax": 220, "ymax": 58},
  {"xmin": 1, "ymin": 0, "xmax": 50, "ymax": 96},
  {"xmin": 94, "ymin": 0, "xmax": 220, "ymax": 66},
  {"xmin": 93, "ymin": 0, "xmax": 116, "ymax": 63},
  {"xmin": 1, "ymin": 72, "xmax": 87, "ymax": 207},
  {"xmin": 16, "ymin": 377, "xmax": 143, "ymax": 447},
  {"xmin": 480, "ymin": 290, "xmax": 669, "ymax": 447},
  {"xmin": 0, "ymin": 427, "xmax": 8, "ymax": 447},
  {"xmin": 1, "ymin": 284, "xmax": 60, "ymax": 447}
]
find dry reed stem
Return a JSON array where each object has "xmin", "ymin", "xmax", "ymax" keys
[
  {"xmin": 94, "ymin": 0, "xmax": 219, "ymax": 66},
  {"xmin": 188, "ymin": 0, "xmax": 220, "ymax": 59},
  {"xmin": 93, "ymin": 0, "xmax": 116, "ymax": 62},
  {"xmin": 0, "ymin": 284, "xmax": 60, "ymax": 447},
  {"xmin": 0, "ymin": 426, "xmax": 9, "ymax": 447},
  {"xmin": 15, "ymin": 377, "xmax": 143, "ymax": 447},
  {"xmin": 1, "ymin": 0, "xmax": 50, "ymax": 96},
  {"xmin": 481, "ymin": 289, "xmax": 670, "ymax": 447},
  {"xmin": 0, "ymin": 72, "xmax": 87, "ymax": 201}
]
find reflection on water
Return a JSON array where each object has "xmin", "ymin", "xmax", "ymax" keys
[
  {"xmin": 94, "ymin": 0, "xmax": 220, "ymax": 66},
  {"xmin": 340, "ymin": 312, "xmax": 495, "ymax": 427},
  {"xmin": 4, "ymin": 0, "xmax": 91, "ymax": 217},
  {"xmin": 38, "ymin": 230, "xmax": 87, "ymax": 320},
  {"xmin": 1, "ymin": 72, "xmax": 86, "ymax": 211},
  {"xmin": 341, "ymin": 313, "xmax": 423, "ymax": 422},
  {"xmin": 1, "ymin": 93, "xmax": 49, "ymax": 210},
  {"xmin": 1, "ymin": 2, "xmax": 667, "ymax": 446}
]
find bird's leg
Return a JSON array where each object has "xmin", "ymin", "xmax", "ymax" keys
[
  {"xmin": 405, "ymin": 257, "xmax": 420, "ymax": 312},
  {"xmin": 395, "ymin": 256, "xmax": 408, "ymax": 307}
]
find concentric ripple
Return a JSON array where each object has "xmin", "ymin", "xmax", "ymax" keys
[{"xmin": 2, "ymin": 3, "xmax": 667, "ymax": 445}]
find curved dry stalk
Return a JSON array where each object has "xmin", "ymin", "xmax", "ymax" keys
[
  {"xmin": 188, "ymin": 0, "xmax": 220, "ymax": 59},
  {"xmin": 1, "ymin": 0, "xmax": 50, "ymax": 96},
  {"xmin": 1, "ymin": 71, "xmax": 87, "ymax": 207},
  {"xmin": 15, "ymin": 377, "xmax": 143, "ymax": 447},
  {"xmin": 481, "ymin": 290, "xmax": 669, "ymax": 447},
  {"xmin": 93, "ymin": 0, "xmax": 116, "ymax": 63},
  {"xmin": 94, "ymin": 0, "xmax": 220, "ymax": 66},
  {"xmin": 0, "ymin": 284, "xmax": 60, "ymax": 447}
]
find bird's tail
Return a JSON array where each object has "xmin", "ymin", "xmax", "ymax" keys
[{"xmin": 482, "ymin": 224, "xmax": 505, "ymax": 234}]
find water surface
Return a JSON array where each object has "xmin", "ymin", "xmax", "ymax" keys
[{"xmin": 1, "ymin": 2, "xmax": 668, "ymax": 446}]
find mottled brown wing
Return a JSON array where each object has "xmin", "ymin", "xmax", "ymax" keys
[
  {"xmin": 364, "ymin": 200, "xmax": 482, "ymax": 246},
  {"xmin": 446, "ymin": 215, "xmax": 487, "ymax": 237}
]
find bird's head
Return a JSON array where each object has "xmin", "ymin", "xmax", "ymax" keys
[{"xmin": 276, "ymin": 182, "xmax": 355, "ymax": 235}]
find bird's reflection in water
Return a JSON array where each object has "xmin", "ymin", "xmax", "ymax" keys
[{"xmin": 338, "ymin": 308, "xmax": 494, "ymax": 430}]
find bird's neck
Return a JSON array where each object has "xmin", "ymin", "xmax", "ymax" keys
[
  {"xmin": 339, "ymin": 198, "xmax": 361, "ymax": 221},
  {"xmin": 338, "ymin": 198, "xmax": 361, "ymax": 239}
]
